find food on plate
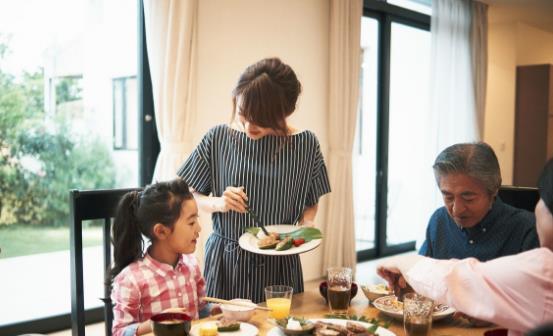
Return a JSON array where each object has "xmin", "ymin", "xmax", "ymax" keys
[
  {"xmin": 276, "ymin": 236, "xmax": 293, "ymax": 251},
  {"xmin": 247, "ymin": 227, "xmax": 323, "ymax": 251},
  {"xmin": 376, "ymin": 295, "xmax": 450, "ymax": 314},
  {"xmin": 313, "ymin": 320, "xmax": 377, "ymax": 336},
  {"xmin": 198, "ymin": 322, "xmax": 218, "ymax": 336},
  {"xmin": 276, "ymin": 317, "xmax": 315, "ymax": 335},
  {"xmin": 258, "ymin": 235, "xmax": 279, "ymax": 249},
  {"xmin": 361, "ymin": 284, "xmax": 392, "ymax": 301},
  {"xmin": 216, "ymin": 318, "xmax": 240, "ymax": 332}
]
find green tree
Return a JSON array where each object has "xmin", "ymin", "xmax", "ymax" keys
[{"xmin": 0, "ymin": 38, "xmax": 116, "ymax": 226}]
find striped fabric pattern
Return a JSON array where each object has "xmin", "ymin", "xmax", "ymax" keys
[
  {"xmin": 111, "ymin": 253, "xmax": 206, "ymax": 336},
  {"xmin": 177, "ymin": 125, "xmax": 331, "ymax": 302}
]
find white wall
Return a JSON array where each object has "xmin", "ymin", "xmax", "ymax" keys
[
  {"xmin": 485, "ymin": 20, "xmax": 553, "ymax": 185},
  {"xmin": 194, "ymin": 0, "xmax": 330, "ymax": 281}
]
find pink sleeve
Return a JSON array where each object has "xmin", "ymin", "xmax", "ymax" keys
[
  {"xmin": 195, "ymin": 262, "xmax": 207, "ymax": 310},
  {"xmin": 405, "ymin": 249, "xmax": 553, "ymax": 334},
  {"xmin": 111, "ymin": 272, "xmax": 142, "ymax": 336}
]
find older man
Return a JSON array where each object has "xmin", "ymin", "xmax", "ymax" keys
[
  {"xmin": 419, "ymin": 142, "xmax": 539, "ymax": 261},
  {"xmin": 377, "ymin": 157, "xmax": 553, "ymax": 336}
]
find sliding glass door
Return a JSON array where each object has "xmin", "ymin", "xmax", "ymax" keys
[{"xmin": 355, "ymin": 0, "xmax": 431, "ymax": 260}]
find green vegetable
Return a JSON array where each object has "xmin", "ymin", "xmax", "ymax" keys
[
  {"xmin": 278, "ymin": 227, "xmax": 322, "ymax": 242},
  {"xmin": 217, "ymin": 322, "xmax": 240, "ymax": 332},
  {"xmin": 275, "ymin": 236, "xmax": 293, "ymax": 251},
  {"xmin": 245, "ymin": 227, "xmax": 261, "ymax": 236}
]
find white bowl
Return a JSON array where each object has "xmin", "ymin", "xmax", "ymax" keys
[
  {"xmin": 221, "ymin": 299, "xmax": 256, "ymax": 322},
  {"xmin": 361, "ymin": 284, "xmax": 392, "ymax": 302}
]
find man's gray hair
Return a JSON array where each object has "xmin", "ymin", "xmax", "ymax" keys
[{"xmin": 433, "ymin": 142, "xmax": 502, "ymax": 195}]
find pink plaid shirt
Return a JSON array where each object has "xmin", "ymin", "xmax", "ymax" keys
[{"xmin": 111, "ymin": 253, "xmax": 206, "ymax": 336}]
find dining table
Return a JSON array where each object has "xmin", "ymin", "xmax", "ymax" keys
[{"xmin": 146, "ymin": 287, "xmax": 497, "ymax": 335}]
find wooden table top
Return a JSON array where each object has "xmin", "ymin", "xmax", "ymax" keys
[{"xmin": 148, "ymin": 289, "xmax": 496, "ymax": 335}]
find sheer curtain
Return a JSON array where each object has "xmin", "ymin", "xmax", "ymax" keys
[
  {"xmin": 418, "ymin": 0, "xmax": 488, "ymax": 243},
  {"xmin": 322, "ymin": 0, "xmax": 362, "ymax": 274},
  {"xmin": 428, "ymin": 0, "xmax": 488, "ymax": 152},
  {"xmin": 144, "ymin": 0, "xmax": 198, "ymax": 182}
]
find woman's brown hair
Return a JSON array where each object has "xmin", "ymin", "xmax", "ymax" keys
[{"xmin": 231, "ymin": 58, "xmax": 302, "ymax": 136}]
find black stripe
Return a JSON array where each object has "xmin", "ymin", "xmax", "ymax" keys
[{"xmin": 177, "ymin": 125, "xmax": 331, "ymax": 302}]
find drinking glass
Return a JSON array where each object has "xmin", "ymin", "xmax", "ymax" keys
[
  {"xmin": 403, "ymin": 293, "xmax": 433, "ymax": 336},
  {"xmin": 264, "ymin": 285, "xmax": 293, "ymax": 319},
  {"xmin": 327, "ymin": 267, "xmax": 352, "ymax": 315}
]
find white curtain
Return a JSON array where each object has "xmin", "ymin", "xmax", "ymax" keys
[
  {"xmin": 322, "ymin": 0, "xmax": 362, "ymax": 275},
  {"xmin": 471, "ymin": 1, "xmax": 488, "ymax": 139},
  {"xmin": 429, "ymin": 0, "xmax": 488, "ymax": 152},
  {"xmin": 144, "ymin": 0, "xmax": 198, "ymax": 182}
]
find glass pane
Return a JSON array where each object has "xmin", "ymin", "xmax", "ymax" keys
[
  {"xmin": 388, "ymin": 0, "xmax": 432, "ymax": 15},
  {"xmin": 0, "ymin": 0, "xmax": 138, "ymax": 327},
  {"xmin": 386, "ymin": 22, "xmax": 430, "ymax": 246},
  {"xmin": 353, "ymin": 17, "xmax": 379, "ymax": 252}
]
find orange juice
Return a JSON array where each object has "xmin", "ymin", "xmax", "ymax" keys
[{"xmin": 266, "ymin": 297, "xmax": 291, "ymax": 319}]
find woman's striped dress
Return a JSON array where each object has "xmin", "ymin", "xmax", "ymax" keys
[{"xmin": 177, "ymin": 125, "xmax": 331, "ymax": 303}]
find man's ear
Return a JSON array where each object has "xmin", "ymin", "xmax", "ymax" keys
[{"xmin": 152, "ymin": 223, "xmax": 170, "ymax": 240}]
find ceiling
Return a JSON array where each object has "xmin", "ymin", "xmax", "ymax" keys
[{"xmin": 483, "ymin": 0, "xmax": 553, "ymax": 33}]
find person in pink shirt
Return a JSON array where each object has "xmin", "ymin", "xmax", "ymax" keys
[
  {"xmin": 109, "ymin": 178, "xmax": 215, "ymax": 336},
  {"xmin": 377, "ymin": 159, "xmax": 553, "ymax": 336}
]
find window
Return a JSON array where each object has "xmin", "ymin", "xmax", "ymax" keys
[
  {"xmin": 113, "ymin": 76, "xmax": 138, "ymax": 150},
  {"xmin": 355, "ymin": 0, "xmax": 431, "ymax": 260},
  {"xmin": 0, "ymin": 0, "xmax": 157, "ymax": 334}
]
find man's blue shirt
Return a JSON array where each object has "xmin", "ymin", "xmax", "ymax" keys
[{"xmin": 419, "ymin": 198, "xmax": 539, "ymax": 261}]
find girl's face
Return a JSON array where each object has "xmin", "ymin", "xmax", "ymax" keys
[{"xmin": 167, "ymin": 199, "xmax": 201, "ymax": 254}]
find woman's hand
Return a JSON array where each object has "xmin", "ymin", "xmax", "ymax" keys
[{"xmin": 216, "ymin": 186, "xmax": 248, "ymax": 213}]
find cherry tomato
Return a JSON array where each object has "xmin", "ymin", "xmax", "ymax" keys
[{"xmin": 293, "ymin": 238, "xmax": 305, "ymax": 247}]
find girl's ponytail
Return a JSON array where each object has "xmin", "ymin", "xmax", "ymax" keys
[{"xmin": 110, "ymin": 191, "xmax": 144, "ymax": 280}]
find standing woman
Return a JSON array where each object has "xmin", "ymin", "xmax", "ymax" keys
[{"xmin": 177, "ymin": 58, "xmax": 331, "ymax": 302}]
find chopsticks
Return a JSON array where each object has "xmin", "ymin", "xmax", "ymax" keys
[
  {"xmin": 246, "ymin": 203, "xmax": 270, "ymax": 236},
  {"xmin": 202, "ymin": 297, "xmax": 272, "ymax": 311}
]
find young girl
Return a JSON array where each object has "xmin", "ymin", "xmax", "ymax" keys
[
  {"xmin": 177, "ymin": 58, "xmax": 331, "ymax": 302},
  {"xmin": 110, "ymin": 178, "xmax": 210, "ymax": 336}
]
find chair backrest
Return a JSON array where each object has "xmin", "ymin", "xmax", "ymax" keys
[
  {"xmin": 498, "ymin": 186, "xmax": 540, "ymax": 212},
  {"xmin": 69, "ymin": 187, "xmax": 142, "ymax": 336}
]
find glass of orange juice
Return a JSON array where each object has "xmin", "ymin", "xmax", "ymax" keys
[{"xmin": 264, "ymin": 285, "xmax": 293, "ymax": 319}]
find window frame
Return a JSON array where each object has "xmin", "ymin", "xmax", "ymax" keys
[{"xmin": 357, "ymin": 0, "xmax": 430, "ymax": 262}]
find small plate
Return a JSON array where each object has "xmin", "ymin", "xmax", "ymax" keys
[
  {"xmin": 238, "ymin": 225, "xmax": 322, "ymax": 256},
  {"xmin": 190, "ymin": 322, "xmax": 258, "ymax": 336},
  {"xmin": 373, "ymin": 295, "xmax": 455, "ymax": 321},
  {"xmin": 266, "ymin": 318, "xmax": 396, "ymax": 336}
]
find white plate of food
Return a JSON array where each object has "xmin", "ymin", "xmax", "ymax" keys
[
  {"xmin": 238, "ymin": 225, "xmax": 322, "ymax": 256},
  {"xmin": 266, "ymin": 318, "xmax": 396, "ymax": 336},
  {"xmin": 373, "ymin": 295, "xmax": 455, "ymax": 321},
  {"xmin": 190, "ymin": 321, "xmax": 259, "ymax": 336}
]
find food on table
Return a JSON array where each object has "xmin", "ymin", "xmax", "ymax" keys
[
  {"xmin": 361, "ymin": 283, "xmax": 392, "ymax": 301},
  {"xmin": 216, "ymin": 318, "xmax": 240, "ymax": 332},
  {"xmin": 377, "ymin": 295, "xmax": 450, "ymax": 314},
  {"xmin": 276, "ymin": 316, "xmax": 315, "ymax": 334},
  {"xmin": 313, "ymin": 320, "xmax": 377, "ymax": 336},
  {"xmin": 198, "ymin": 322, "xmax": 218, "ymax": 336}
]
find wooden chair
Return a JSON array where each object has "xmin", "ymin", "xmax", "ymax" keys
[
  {"xmin": 497, "ymin": 186, "xmax": 540, "ymax": 212},
  {"xmin": 69, "ymin": 187, "xmax": 142, "ymax": 336}
]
